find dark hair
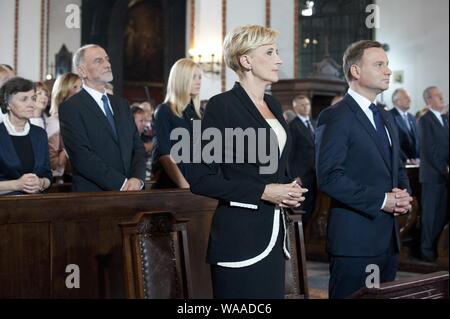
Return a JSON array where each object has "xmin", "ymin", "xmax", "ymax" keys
[
  {"xmin": 130, "ymin": 105, "xmax": 144, "ymax": 116},
  {"xmin": 343, "ymin": 40, "xmax": 384, "ymax": 82},
  {"xmin": 0, "ymin": 77, "xmax": 35, "ymax": 114}
]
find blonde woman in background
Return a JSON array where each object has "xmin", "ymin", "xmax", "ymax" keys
[
  {"xmin": 151, "ymin": 58, "xmax": 202, "ymax": 188},
  {"xmin": 46, "ymin": 72, "xmax": 81, "ymax": 181}
]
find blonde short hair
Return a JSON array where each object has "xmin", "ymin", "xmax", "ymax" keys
[
  {"xmin": 164, "ymin": 58, "xmax": 201, "ymax": 118},
  {"xmin": 223, "ymin": 24, "xmax": 278, "ymax": 79}
]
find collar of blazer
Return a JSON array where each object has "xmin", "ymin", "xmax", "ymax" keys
[
  {"xmin": 0, "ymin": 123, "xmax": 43, "ymax": 177},
  {"xmin": 80, "ymin": 88, "xmax": 120, "ymax": 145},
  {"xmin": 391, "ymin": 108, "xmax": 417, "ymax": 135},
  {"xmin": 424, "ymin": 109, "xmax": 449, "ymax": 138},
  {"xmin": 231, "ymin": 82, "xmax": 290, "ymax": 160},
  {"xmin": 344, "ymin": 94, "xmax": 398, "ymax": 172}
]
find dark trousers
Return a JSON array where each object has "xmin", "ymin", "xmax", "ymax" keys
[
  {"xmin": 210, "ymin": 226, "xmax": 286, "ymax": 299},
  {"xmin": 420, "ymin": 182, "xmax": 448, "ymax": 258},
  {"xmin": 329, "ymin": 238, "xmax": 399, "ymax": 299}
]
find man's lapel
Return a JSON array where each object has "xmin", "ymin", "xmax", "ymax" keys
[{"xmin": 80, "ymin": 89, "xmax": 119, "ymax": 144}]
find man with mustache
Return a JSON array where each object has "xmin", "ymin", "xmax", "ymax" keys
[
  {"xmin": 59, "ymin": 44, "xmax": 146, "ymax": 192},
  {"xmin": 315, "ymin": 40, "xmax": 412, "ymax": 298}
]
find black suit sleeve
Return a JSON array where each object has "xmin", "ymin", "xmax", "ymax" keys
[
  {"xmin": 188, "ymin": 96, "xmax": 266, "ymax": 205},
  {"xmin": 59, "ymin": 100, "xmax": 127, "ymax": 191}
]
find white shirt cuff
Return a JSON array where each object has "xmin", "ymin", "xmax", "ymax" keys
[
  {"xmin": 120, "ymin": 178, "xmax": 128, "ymax": 191},
  {"xmin": 381, "ymin": 194, "xmax": 387, "ymax": 210}
]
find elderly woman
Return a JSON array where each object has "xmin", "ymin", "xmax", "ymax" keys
[
  {"xmin": 151, "ymin": 58, "xmax": 202, "ymax": 188},
  {"xmin": 188, "ymin": 25, "xmax": 307, "ymax": 298},
  {"xmin": 0, "ymin": 77, "xmax": 52, "ymax": 195}
]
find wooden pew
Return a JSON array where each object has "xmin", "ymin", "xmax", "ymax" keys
[
  {"xmin": 0, "ymin": 190, "xmax": 308, "ymax": 299},
  {"xmin": 349, "ymin": 271, "xmax": 449, "ymax": 299}
]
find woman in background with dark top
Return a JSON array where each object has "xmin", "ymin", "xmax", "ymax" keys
[
  {"xmin": 151, "ymin": 58, "xmax": 202, "ymax": 188},
  {"xmin": 0, "ymin": 77, "xmax": 52, "ymax": 195}
]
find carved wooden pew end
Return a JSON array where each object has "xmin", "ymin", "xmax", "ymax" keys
[{"xmin": 120, "ymin": 211, "xmax": 193, "ymax": 299}]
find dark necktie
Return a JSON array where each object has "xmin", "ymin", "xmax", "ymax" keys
[
  {"xmin": 403, "ymin": 113, "xmax": 412, "ymax": 132},
  {"xmin": 305, "ymin": 120, "xmax": 315, "ymax": 138},
  {"xmin": 101, "ymin": 95, "xmax": 117, "ymax": 139},
  {"xmin": 441, "ymin": 114, "xmax": 449, "ymax": 131},
  {"xmin": 369, "ymin": 103, "xmax": 391, "ymax": 161}
]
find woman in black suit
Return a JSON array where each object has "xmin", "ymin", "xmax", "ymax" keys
[
  {"xmin": 0, "ymin": 77, "xmax": 52, "ymax": 195},
  {"xmin": 152, "ymin": 58, "xmax": 202, "ymax": 188},
  {"xmin": 188, "ymin": 25, "xmax": 308, "ymax": 298}
]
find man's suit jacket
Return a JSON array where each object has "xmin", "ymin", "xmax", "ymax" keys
[
  {"xmin": 389, "ymin": 108, "xmax": 420, "ymax": 161},
  {"xmin": 0, "ymin": 123, "xmax": 52, "ymax": 187},
  {"xmin": 59, "ymin": 88, "xmax": 146, "ymax": 192},
  {"xmin": 289, "ymin": 116, "xmax": 316, "ymax": 182},
  {"xmin": 315, "ymin": 94, "xmax": 410, "ymax": 257},
  {"xmin": 188, "ymin": 82, "xmax": 292, "ymax": 265},
  {"xmin": 418, "ymin": 111, "xmax": 449, "ymax": 184}
]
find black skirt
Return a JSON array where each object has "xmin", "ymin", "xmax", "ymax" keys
[{"xmin": 210, "ymin": 220, "xmax": 286, "ymax": 299}]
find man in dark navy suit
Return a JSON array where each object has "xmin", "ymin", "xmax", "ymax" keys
[
  {"xmin": 60, "ymin": 44, "xmax": 146, "ymax": 192},
  {"xmin": 289, "ymin": 95, "xmax": 316, "ymax": 221},
  {"xmin": 389, "ymin": 88, "xmax": 420, "ymax": 164},
  {"xmin": 418, "ymin": 86, "xmax": 449, "ymax": 262},
  {"xmin": 315, "ymin": 40, "xmax": 412, "ymax": 298}
]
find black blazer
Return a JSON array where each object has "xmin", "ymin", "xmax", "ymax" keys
[
  {"xmin": 188, "ymin": 83, "xmax": 292, "ymax": 264},
  {"xmin": 0, "ymin": 123, "xmax": 52, "ymax": 192},
  {"xmin": 315, "ymin": 94, "xmax": 410, "ymax": 257},
  {"xmin": 418, "ymin": 111, "xmax": 449, "ymax": 184},
  {"xmin": 59, "ymin": 88, "xmax": 146, "ymax": 192},
  {"xmin": 288, "ymin": 116, "xmax": 316, "ymax": 180},
  {"xmin": 389, "ymin": 108, "xmax": 420, "ymax": 161}
]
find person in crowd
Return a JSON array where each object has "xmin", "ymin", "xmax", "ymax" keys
[
  {"xmin": 0, "ymin": 77, "xmax": 52, "ymax": 195},
  {"xmin": 151, "ymin": 58, "xmax": 202, "ymax": 188},
  {"xmin": 0, "ymin": 65, "xmax": 16, "ymax": 123},
  {"xmin": 315, "ymin": 40, "xmax": 412, "ymax": 298},
  {"xmin": 289, "ymin": 95, "xmax": 317, "ymax": 222},
  {"xmin": 418, "ymin": 86, "xmax": 449, "ymax": 262},
  {"xmin": 59, "ymin": 44, "xmax": 146, "ymax": 192},
  {"xmin": 389, "ymin": 88, "xmax": 420, "ymax": 164},
  {"xmin": 105, "ymin": 82, "xmax": 114, "ymax": 95},
  {"xmin": 139, "ymin": 100, "xmax": 155, "ymax": 125},
  {"xmin": 29, "ymin": 81, "xmax": 50, "ymax": 129},
  {"xmin": 46, "ymin": 72, "xmax": 81, "ymax": 181},
  {"xmin": 282, "ymin": 109, "xmax": 296, "ymax": 123},
  {"xmin": 188, "ymin": 25, "xmax": 307, "ymax": 299},
  {"xmin": 131, "ymin": 105, "xmax": 153, "ymax": 155},
  {"xmin": 0, "ymin": 64, "xmax": 15, "ymax": 87},
  {"xmin": 331, "ymin": 94, "xmax": 344, "ymax": 105}
]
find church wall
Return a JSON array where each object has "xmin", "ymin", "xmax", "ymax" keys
[
  {"xmin": 0, "ymin": 0, "xmax": 81, "ymax": 82},
  {"xmin": 376, "ymin": 0, "xmax": 449, "ymax": 113},
  {"xmin": 1, "ymin": 0, "xmax": 448, "ymax": 110}
]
